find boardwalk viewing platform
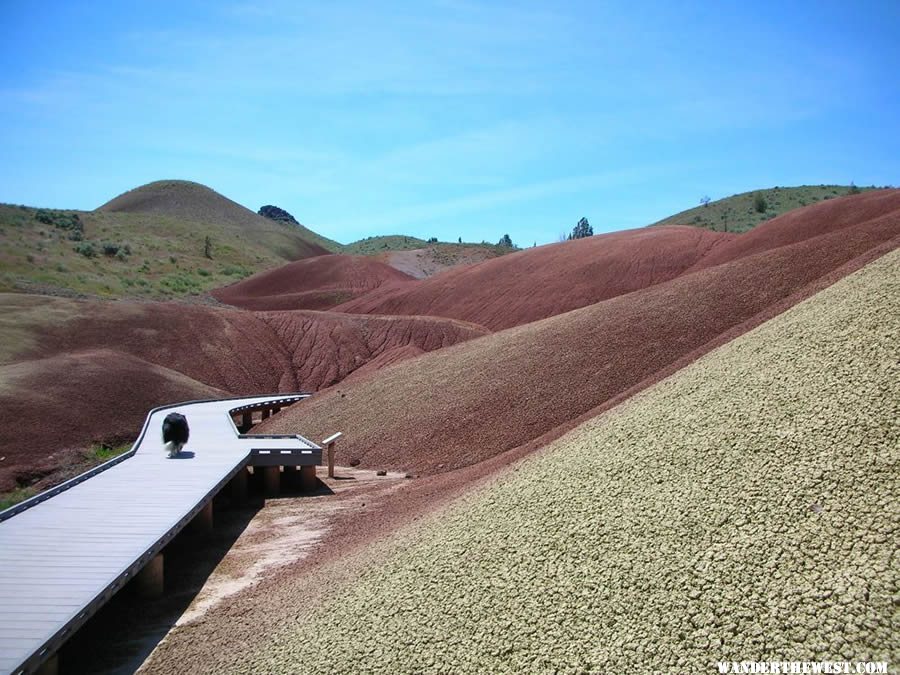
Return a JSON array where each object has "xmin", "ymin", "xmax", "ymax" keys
[{"xmin": 0, "ymin": 394, "xmax": 321, "ymax": 675}]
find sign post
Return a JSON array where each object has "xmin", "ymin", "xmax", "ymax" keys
[{"xmin": 322, "ymin": 432, "xmax": 343, "ymax": 479}]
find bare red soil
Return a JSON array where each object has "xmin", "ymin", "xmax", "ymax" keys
[
  {"xmin": 0, "ymin": 349, "xmax": 226, "ymax": 491},
  {"xmin": 211, "ymin": 255, "xmax": 414, "ymax": 311},
  {"xmin": 14, "ymin": 299, "xmax": 295, "ymax": 394},
  {"xmin": 341, "ymin": 345, "xmax": 425, "ymax": 384},
  {"xmin": 259, "ymin": 192, "xmax": 900, "ymax": 477},
  {"xmin": 0, "ymin": 298, "xmax": 484, "ymax": 491},
  {"xmin": 259, "ymin": 310, "xmax": 487, "ymax": 391},
  {"xmin": 334, "ymin": 226, "xmax": 730, "ymax": 330}
]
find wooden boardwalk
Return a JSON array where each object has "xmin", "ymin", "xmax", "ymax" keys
[{"xmin": 0, "ymin": 394, "xmax": 320, "ymax": 675}]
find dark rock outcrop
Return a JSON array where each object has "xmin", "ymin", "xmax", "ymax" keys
[{"xmin": 258, "ymin": 204, "xmax": 299, "ymax": 226}]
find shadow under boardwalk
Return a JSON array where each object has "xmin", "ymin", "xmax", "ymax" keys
[{"xmin": 60, "ymin": 494, "xmax": 261, "ymax": 675}]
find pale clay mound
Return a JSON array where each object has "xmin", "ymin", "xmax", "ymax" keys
[{"xmin": 244, "ymin": 248, "xmax": 899, "ymax": 673}]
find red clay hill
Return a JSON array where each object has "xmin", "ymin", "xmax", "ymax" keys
[
  {"xmin": 98, "ymin": 179, "xmax": 334, "ymax": 260},
  {"xmin": 5, "ymin": 189, "xmax": 899, "ymax": 501},
  {"xmin": 333, "ymin": 226, "xmax": 730, "ymax": 330},
  {"xmin": 258, "ymin": 190, "xmax": 900, "ymax": 477},
  {"xmin": 0, "ymin": 295, "xmax": 484, "ymax": 493},
  {"xmin": 0, "ymin": 349, "xmax": 228, "ymax": 492},
  {"xmin": 211, "ymin": 255, "xmax": 415, "ymax": 311}
]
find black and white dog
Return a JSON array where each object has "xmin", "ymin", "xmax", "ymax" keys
[{"xmin": 162, "ymin": 412, "xmax": 190, "ymax": 458}]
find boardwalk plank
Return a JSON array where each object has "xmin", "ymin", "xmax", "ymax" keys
[{"xmin": 0, "ymin": 394, "xmax": 319, "ymax": 675}]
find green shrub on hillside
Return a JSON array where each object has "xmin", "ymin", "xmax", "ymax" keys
[
  {"xmin": 221, "ymin": 265, "xmax": 249, "ymax": 277},
  {"xmin": 160, "ymin": 271, "xmax": 202, "ymax": 294},
  {"xmin": 99, "ymin": 241, "xmax": 131, "ymax": 258},
  {"xmin": 74, "ymin": 241, "xmax": 96, "ymax": 258},
  {"xmin": 753, "ymin": 194, "xmax": 767, "ymax": 213},
  {"xmin": 35, "ymin": 209, "xmax": 84, "ymax": 240}
]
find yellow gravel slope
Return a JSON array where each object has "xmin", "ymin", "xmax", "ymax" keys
[{"xmin": 252, "ymin": 249, "xmax": 899, "ymax": 673}]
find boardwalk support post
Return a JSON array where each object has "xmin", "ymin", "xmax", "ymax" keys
[
  {"xmin": 241, "ymin": 412, "xmax": 252, "ymax": 432},
  {"xmin": 136, "ymin": 553, "xmax": 164, "ymax": 598},
  {"xmin": 231, "ymin": 467, "xmax": 248, "ymax": 503},
  {"xmin": 322, "ymin": 432, "xmax": 343, "ymax": 479},
  {"xmin": 300, "ymin": 465, "xmax": 317, "ymax": 492},
  {"xmin": 261, "ymin": 408, "xmax": 270, "ymax": 421},
  {"xmin": 191, "ymin": 501, "xmax": 213, "ymax": 535},
  {"xmin": 35, "ymin": 653, "xmax": 58, "ymax": 675},
  {"xmin": 263, "ymin": 466, "xmax": 280, "ymax": 496}
]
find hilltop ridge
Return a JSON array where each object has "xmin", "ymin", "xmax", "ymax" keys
[
  {"xmin": 98, "ymin": 179, "xmax": 340, "ymax": 256},
  {"xmin": 652, "ymin": 184, "xmax": 884, "ymax": 233}
]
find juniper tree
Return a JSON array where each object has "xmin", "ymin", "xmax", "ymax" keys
[{"xmin": 569, "ymin": 217, "xmax": 593, "ymax": 240}]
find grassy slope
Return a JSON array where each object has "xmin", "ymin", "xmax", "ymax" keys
[
  {"xmin": 0, "ymin": 203, "xmax": 308, "ymax": 299},
  {"xmin": 344, "ymin": 234, "xmax": 512, "ymax": 258},
  {"xmin": 0, "ymin": 179, "xmax": 343, "ymax": 299},
  {"xmin": 252, "ymin": 248, "xmax": 899, "ymax": 673},
  {"xmin": 652, "ymin": 184, "xmax": 884, "ymax": 233},
  {"xmin": 343, "ymin": 235, "xmax": 429, "ymax": 254},
  {"xmin": 99, "ymin": 179, "xmax": 342, "ymax": 255},
  {"xmin": 273, "ymin": 221, "xmax": 342, "ymax": 255}
]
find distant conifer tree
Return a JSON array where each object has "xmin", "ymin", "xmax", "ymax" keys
[{"xmin": 569, "ymin": 217, "xmax": 593, "ymax": 239}]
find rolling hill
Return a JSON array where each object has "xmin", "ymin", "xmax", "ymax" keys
[
  {"xmin": 651, "ymin": 184, "xmax": 882, "ymax": 233},
  {"xmin": 373, "ymin": 243, "xmax": 514, "ymax": 279},
  {"xmin": 333, "ymin": 191, "xmax": 899, "ymax": 331},
  {"xmin": 98, "ymin": 179, "xmax": 339, "ymax": 256},
  {"xmin": 259, "ymin": 190, "xmax": 900, "ymax": 476},
  {"xmin": 344, "ymin": 235, "xmax": 515, "ymax": 278},
  {"xmin": 211, "ymin": 254, "xmax": 414, "ymax": 311},
  {"xmin": 0, "ymin": 181, "xmax": 335, "ymax": 299},
  {"xmin": 242, "ymin": 245, "xmax": 899, "ymax": 673},
  {"xmin": 343, "ymin": 235, "xmax": 430, "ymax": 254},
  {"xmin": 334, "ymin": 226, "xmax": 729, "ymax": 330},
  {"xmin": 136, "ymin": 194, "xmax": 900, "ymax": 675},
  {"xmin": 0, "ymin": 294, "xmax": 485, "ymax": 496}
]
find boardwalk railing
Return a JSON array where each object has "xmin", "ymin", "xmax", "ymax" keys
[{"xmin": 0, "ymin": 393, "xmax": 320, "ymax": 675}]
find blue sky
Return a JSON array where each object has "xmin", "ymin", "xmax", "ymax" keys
[{"xmin": 1, "ymin": 1, "xmax": 898, "ymax": 246}]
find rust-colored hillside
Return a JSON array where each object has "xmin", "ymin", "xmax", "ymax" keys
[
  {"xmin": 333, "ymin": 226, "xmax": 729, "ymax": 330},
  {"xmin": 0, "ymin": 297, "xmax": 484, "ymax": 492},
  {"xmin": 211, "ymin": 255, "xmax": 414, "ymax": 311},
  {"xmin": 259, "ymin": 191, "xmax": 900, "ymax": 476},
  {"xmin": 333, "ymin": 191, "xmax": 900, "ymax": 333}
]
